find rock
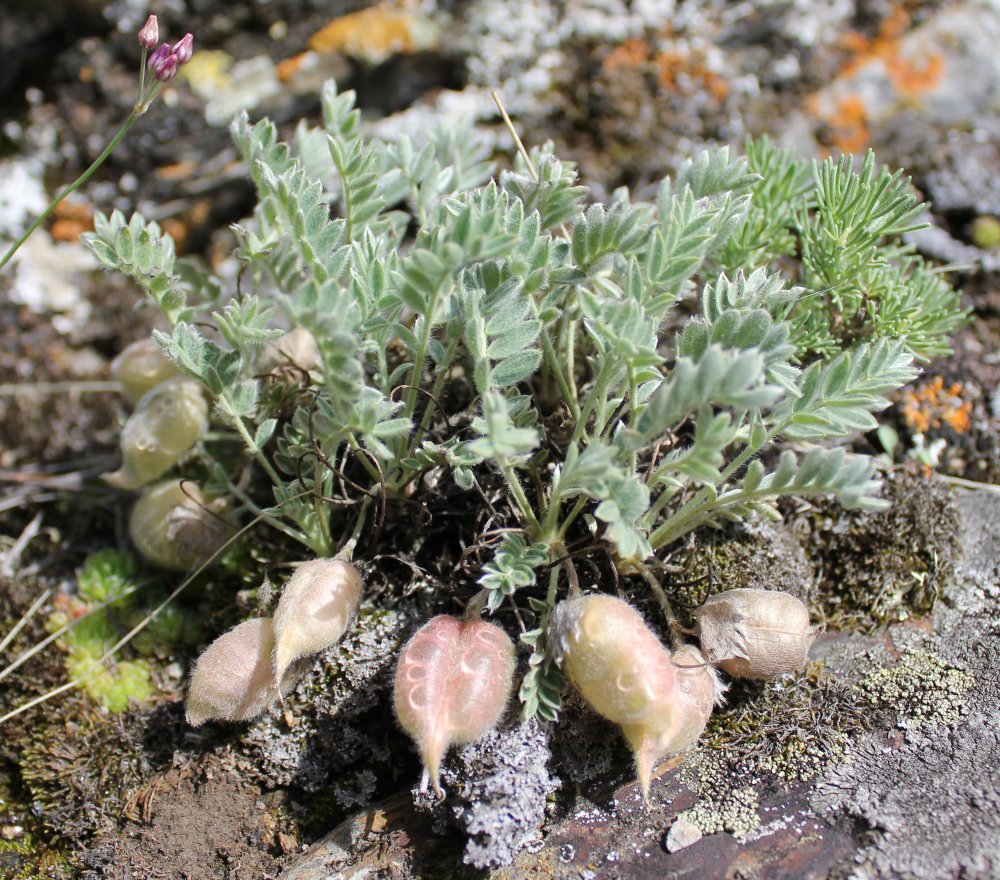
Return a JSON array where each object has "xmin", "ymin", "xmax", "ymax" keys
[{"xmin": 664, "ymin": 817, "xmax": 702, "ymax": 853}]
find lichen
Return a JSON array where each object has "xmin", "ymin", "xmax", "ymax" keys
[
  {"xmin": 855, "ymin": 649, "xmax": 974, "ymax": 729},
  {"xmin": 414, "ymin": 718, "xmax": 558, "ymax": 869}
]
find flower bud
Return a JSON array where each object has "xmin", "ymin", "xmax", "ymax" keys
[
  {"xmin": 129, "ymin": 479, "xmax": 233, "ymax": 571},
  {"xmin": 256, "ymin": 326, "xmax": 322, "ymax": 376},
  {"xmin": 137, "ymin": 15, "xmax": 158, "ymax": 49},
  {"xmin": 147, "ymin": 43, "xmax": 170, "ymax": 72},
  {"xmin": 549, "ymin": 594, "xmax": 681, "ymax": 802},
  {"xmin": 695, "ymin": 588, "xmax": 816, "ymax": 680},
  {"xmin": 154, "ymin": 53, "xmax": 180, "ymax": 83},
  {"xmin": 669, "ymin": 644, "xmax": 725, "ymax": 753},
  {"xmin": 186, "ymin": 618, "xmax": 285, "ymax": 726},
  {"xmin": 105, "ymin": 377, "xmax": 208, "ymax": 489},
  {"xmin": 111, "ymin": 338, "xmax": 180, "ymax": 405},
  {"xmin": 171, "ymin": 33, "xmax": 195, "ymax": 65},
  {"xmin": 272, "ymin": 558, "xmax": 362, "ymax": 687},
  {"xmin": 393, "ymin": 615, "xmax": 515, "ymax": 795}
]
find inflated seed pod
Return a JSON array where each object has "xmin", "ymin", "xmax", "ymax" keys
[
  {"xmin": 669, "ymin": 644, "xmax": 726, "ymax": 753},
  {"xmin": 256, "ymin": 326, "xmax": 321, "ymax": 376},
  {"xmin": 186, "ymin": 618, "xmax": 290, "ymax": 726},
  {"xmin": 129, "ymin": 479, "xmax": 233, "ymax": 571},
  {"xmin": 111, "ymin": 338, "xmax": 180, "ymax": 405},
  {"xmin": 695, "ymin": 588, "xmax": 816, "ymax": 679},
  {"xmin": 393, "ymin": 615, "xmax": 515, "ymax": 795},
  {"xmin": 272, "ymin": 558, "xmax": 363, "ymax": 688},
  {"xmin": 549, "ymin": 594, "xmax": 681, "ymax": 803},
  {"xmin": 104, "ymin": 376, "xmax": 208, "ymax": 489}
]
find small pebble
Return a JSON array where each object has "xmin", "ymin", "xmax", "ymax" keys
[{"xmin": 665, "ymin": 818, "xmax": 702, "ymax": 853}]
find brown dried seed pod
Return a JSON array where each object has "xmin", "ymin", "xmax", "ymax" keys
[
  {"xmin": 272, "ymin": 558, "xmax": 363, "ymax": 688},
  {"xmin": 393, "ymin": 615, "xmax": 515, "ymax": 795},
  {"xmin": 695, "ymin": 588, "xmax": 816, "ymax": 679},
  {"xmin": 549, "ymin": 594, "xmax": 681, "ymax": 803},
  {"xmin": 186, "ymin": 618, "xmax": 291, "ymax": 726},
  {"xmin": 111, "ymin": 338, "xmax": 181, "ymax": 405},
  {"xmin": 669, "ymin": 644, "xmax": 726, "ymax": 753}
]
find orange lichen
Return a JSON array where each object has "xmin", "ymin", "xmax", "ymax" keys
[
  {"xmin": 602, "ymin": 39, "xmax": 651, "ymax": 74},
  {"xmin": 822, "ymin": 95, "xmax": 871, "ymax": 154},
  {"xmin": 901, "ymin": 376, "xmax": 973, "ymax": 435},
  {"xmin": 49, "ymin": 198, "xmax": 94, "ymax": 243},
  {"xmin": 308, "ymin": 3, "xmax": 420, "ymax": 64},
  {"xmin": 277, "ymin": 52, "xmax": 309, "ymax": 83},
  {"xmin": 601, "ymin": 37, "xmax": 729, "ymax": 104},
  {"xmin": 838, "ymin": 3, "xmax": 944, "ymax": 97}
]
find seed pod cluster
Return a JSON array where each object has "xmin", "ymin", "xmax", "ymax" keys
[
  {"xmin": 549, "ymin": 594, "xmax": 683, "ymax": 802},
  {"xmin": 393, "ymin": 615, "xmax": 515, "ymax": 795},
  {"xmin": 696, "ymin": 588, "xmax": 816, "ymax": 680},
  {"xmin": 185, "ymin": 558, "xmax": 364, "ymax": 725}
]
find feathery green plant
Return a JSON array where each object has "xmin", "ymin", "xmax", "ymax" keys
[{"xmin": 82, "ymin": 83, "xmax": 965, "ymax": 721}]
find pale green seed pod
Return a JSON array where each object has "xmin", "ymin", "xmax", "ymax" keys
[
  {"xmin": 111, "ymin": 338, "xmax": 180, "ymax": 405},
  {"xmin": 105, "ymin": 377, "xmax": 208, "ymax": 489},
  {"xmin": 256, "ymin": 326, "xmax": 321, "ymax": 376},
  {"xmin": 186, "ymin": 618, "xmax": 288, "ymax": 726},
  {"xmin": 129, "ymin": 479, "xmax": 232, "ymax": 571},
  {"xmin": 549, "ymin": 594, "xmax": 681, "ymax": 803},
  {"xmin": 696, "ymin": 588, "xmax": 816, "ymax": 680},
  {"xmin": 393, "ymin": 615, "xmax": 515, "ymax": 795},
  {"xmin": 669, "ymin": 644, "xmax": 726, "ymax": 753},
  {"xmin": 272, "ymin": 558, "xmax": 363, "ymax": 688}
]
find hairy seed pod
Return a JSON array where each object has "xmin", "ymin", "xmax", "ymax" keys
[
  {"xmin": 129, "ymin": 479, "xmax": 232, "ymax": 571},
  {"xmin": 186, "ymin": 618, "xmax": 288, "ymax": 726},
  {"xmin": 272, "ymin": 558, "xmax": 363, "ymax": 688},
  {"xmin": 696, "ymin": 588, "xmax": 816, "ymax": 679},
  {"xmin": 111, "ymin": 338, "xmax": 180, "ymax": 405},
  {"xmin": 256, "ymin": 326, "xmax": 321, "ymax": 376},
  {"xmin": 670, "ymin": 644, "xmax": 726, "ymax": 753},
  {"xmin": 105, "ymin": 377, "xmax": 208, "ymax": 489},
  {"xmin": 549, "ymin": 594, "xmax": 681, "ymax": 803},
  {"xmin": 393, "ymin": 615, "xmax": 515, "ymax": 795}
]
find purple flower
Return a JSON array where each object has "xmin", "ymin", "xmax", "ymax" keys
[
  {"xmin": 148, "ymin": 44, "xmax": 180, "ymax": 83},
  {"xmin": 171, "ymin": 33, "xmax": 194, "ymax": 65},
  {"xmin": 137, "ymin": 14, "xmax": 159, "ymax": 50},
  {"xmin": 147, "ymin": 43, "xmax": 170, "ymax": 71}
]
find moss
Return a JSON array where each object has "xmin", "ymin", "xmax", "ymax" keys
[
  {"xmin": 855, "ymin": 649, "xmax": 974, "ymax": 728},
  {"xmin": 793, "ymin": 465, "xmax": 961, "ymax": 630},
  {"xmin": 664, "ymin": 518, "xmax": 814, "ymax": 625}
]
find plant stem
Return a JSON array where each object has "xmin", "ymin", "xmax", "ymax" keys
[
  {"xmin": 570, "ymin": 356, "xmax": 616, "ymax": 446},
  {"xmin": 500, "ymin": 461, "xmax": 541, "ymax": 534},
  {"xmin": 0, "ymin": 113, "xmax": 140, "ymax": 272}
]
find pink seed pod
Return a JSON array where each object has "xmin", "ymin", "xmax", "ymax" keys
[
  {"xmin": 393, "ymin": 615, "xmax": 515, "ymax": 795},
  {"xmin": 272, "ymin": 558, "xmax": 363, "ymax": 688},
  {"xmin": 696, "ymin": 588, "xmax": 817, "ymax": 680},
  {"xmin": 187, "ymin": 618, "xmax": 284, "ymax": 726},
  {"xmin": 549, "ymin": 594, "xmax": 681, "ymax": 803},
  {"xmin": 104, "ymin": 376, "xmax": 208, "ymax": 489},
  {"xmin": 111, "ymin": 338, "xmax": 180, "ymax": 405},
  {"xmin": 669, "ymin": 644, "xmax": 726, "ymax": 753}
]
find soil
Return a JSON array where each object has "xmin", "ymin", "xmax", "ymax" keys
[{"xmin": 1, "ymin": 1, "xmax": 999, "ymax": 879}]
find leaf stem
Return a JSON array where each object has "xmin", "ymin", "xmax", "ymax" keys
[{"xmin": 0, "ymin": 113, "xmax": 140, "ymax": 272}]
